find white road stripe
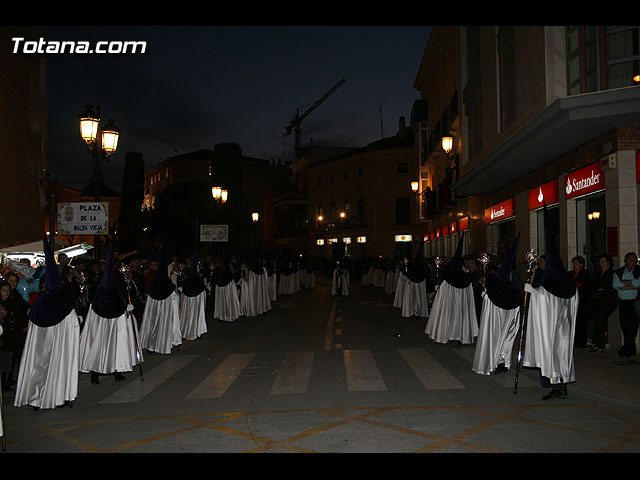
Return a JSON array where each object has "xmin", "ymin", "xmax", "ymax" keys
[
  {"xmin": 451, "ymin": 346, "xmax": 537, "ymax": 388},
  {"xmin": 399, "ymin": 348, "xmax": 465, "ymax": 390},
  {"xmin": 343, "ymin": 349, "xmax": 387, "ymax": 391},
  {"xmin": 185, "ymin": 353, "xmax": 256, "ymax": 399},
  {"xmin": 270, "ymin": 352, "xmax": 314, "ymax": 395},
  {"xmin": 99, "ymin": 355, "xmax": 198, "ymax": 404}
]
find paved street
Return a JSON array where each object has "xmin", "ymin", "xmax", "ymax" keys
[{"xmin": 2, "ymin": 275, "xmax": 640, "ymax": 454}]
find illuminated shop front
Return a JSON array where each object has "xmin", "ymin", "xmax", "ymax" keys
[
  {"xmin": 565, "ymin": 161, "xmax": 606, "ymax": 272},
  {"xmin": 528, "ymin": 179, "xmax": 560, "ymax": 258},
  {"xmin": 485, "ymin": 198, "xmax": 516, "ymax": 256}
]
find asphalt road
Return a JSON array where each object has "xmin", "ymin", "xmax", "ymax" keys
[{"xmin": 2, "ymin": 274, "xmax": 640, "ymax": 454}]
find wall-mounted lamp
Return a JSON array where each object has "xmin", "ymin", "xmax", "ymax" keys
[
  {"xmin": 212, "ymin": 186, "xmax": 222, "ymax": 200},
  {"xmin": 252, "ymin": 212, "xmax": 259, "ymax": 223},
  {"xmin": 441, "ymin": 135, "xmax": 454, "ymax": 154}
]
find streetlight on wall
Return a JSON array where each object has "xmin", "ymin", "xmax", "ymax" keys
[
  {"xmin": 79, "ymin": 104, "xmax": 120, "ymax": 261},
  {"xmin": 252, "ymin": 211, "xmax": 260, "ymax": 223}
]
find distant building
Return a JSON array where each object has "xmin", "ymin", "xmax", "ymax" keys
[
  {"xmin": 0, "ymin": 27, "xmax": 48, "ymax": 248},
  {"xmin": 296, "ymin": 118, "xmax": 418, "ymax": 260}
]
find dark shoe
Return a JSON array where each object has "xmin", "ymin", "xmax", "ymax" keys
[
  {"xmin": 542, "ymin": 389, "xmax": 567, "ymax": 400},
  {"xmin": 493, "ymin": 363, "xmax": 508, "ymax": 375},
  {"xmin": 90, "ymin": 372, "xmax": 100, "ymax": 384},
  {"xmin": 114, "ymin": 372, "xmax": 125, "ymax": 382}
]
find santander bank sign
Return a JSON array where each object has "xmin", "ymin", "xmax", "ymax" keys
[{"xmin": 565, "ymin": 161, "xmax": 605, "ymax": 200}]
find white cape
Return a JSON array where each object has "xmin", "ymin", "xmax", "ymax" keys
[
  {"xmin": 179, "ymin": 290, "xmax": 208, "ymax": 340},
  {"xmin": 246, "ymin": 270, "xmax": 271, "ymax": 316},
  {"xmin": 214, "ymin": 282, "xmax": 241, "ymax": 322},
  {"xmin": 79, "ymin": 306, "xmax": 143, "ymax": 374},
  {"xmin": 472, "ymin": 292, "xmax": 520, "ymax": 375},
  {"xmin": 331, "ymin": 270, "xmax": 350, "ymax": 296},
  {"xmin": 14, "ymin": 310, "xmax": 80, "ymax": 409},
  {"xmin": 522, "ymin": 284, "xmax": 578, "ymax": 384},
  {"xmin": 401, "ymin": 279, "xmax": 429, "ymax": 318},
  {"xmin": 425, "ymin": 280, "xmax": 478, "ymax": 344},
  {"xmin": 139, "ymin": 291, "xmax": 181, "ymax": 354}
]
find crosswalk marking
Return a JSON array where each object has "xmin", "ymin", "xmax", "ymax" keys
[
  {"xmin": 270, "ymin": 352, "xmax": 314, "ymax": 395},
  {"xmin": 399, "ymin": 348, "xmax": 465, "ymax": 390},
  {"xmin": 94, "ymin": 346, "xmax": 538, "ymax": 404},
  {"xmin": 99, "ymin": 355, "xmax": 198, "ymax": 404},
  {"xmin": 185, "ymin": 353, "xmax": 256, "ymax": 399},
  {"xmin": 343, "ymin": 349, "xmax": 387, "ymax": 391}
]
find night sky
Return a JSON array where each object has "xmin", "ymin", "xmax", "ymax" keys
[{"xmin": 44, "ymin": 26, "xmax": 432, "ymax": 192}]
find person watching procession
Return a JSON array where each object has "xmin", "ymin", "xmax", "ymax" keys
[{"xmin": 612, "ymin": 251, "xmax": 640, "ymax": 357}]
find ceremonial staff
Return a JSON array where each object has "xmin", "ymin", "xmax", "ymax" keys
[
  {"xmin": 434, "ymin": 256, "xmax": 442, "ymax": 291},
  {"xmin": 513, "ymin": 248, "xmax": 537, "ymax": 394},
  {"xmin": 479, "ymin": 253, "xmax": 490, "ymax": 290},
  {"xmin": 119, "ymin": 264, "xmax": 144, "ymax": 381}
]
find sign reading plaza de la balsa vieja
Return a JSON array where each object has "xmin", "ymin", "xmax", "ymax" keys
[{"xmin": 57, "ymin": 202, "xmax": 110, "ymax": 235}]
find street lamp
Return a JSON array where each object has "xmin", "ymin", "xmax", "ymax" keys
[
  {"xmin": 410, "ymin": 179, "xmax": 420, "ymax": 193},
  {"xmin": 79, "ymin": 103, "xmax": 120, "ymax": 262},
  {"xmin": 211, "ymin": 186, "xmax": 222, "ymax": 200},
  {"xmin": 221, "ymin": 189, "xmax": 228, "ymax": 203},
  {"xmin": 252, "ymin": 212, "xmax": 259, "ymax": 223}
]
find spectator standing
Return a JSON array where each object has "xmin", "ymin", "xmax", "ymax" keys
[
  {"xmin": 612, "ymin": 252, "xmax": 640, "ymax": 357},
  {"xmin": 571, "ymin": 255, "xmax": 592, "ymax": 348},
  {"xmin": 590, "ymin": 254, "xmax": 617, "ymax": 352}
]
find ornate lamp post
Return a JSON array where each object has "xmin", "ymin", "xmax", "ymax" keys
[{"xmin": 79, "ymin": 104, "xmax": 120, "ymax": 261}]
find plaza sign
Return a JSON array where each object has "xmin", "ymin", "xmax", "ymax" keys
[
  {"xmin": 565, "ymin": 161, "xmax": 605, "ymax": 200},
  {"xmin": 57, "ymin": 202, "xmax": 109, "ymax": 235}
]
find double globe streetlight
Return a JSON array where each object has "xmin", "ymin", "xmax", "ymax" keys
[{"xmin": 78, "ymin": 104, "xmax": 120, "ymax": 261}]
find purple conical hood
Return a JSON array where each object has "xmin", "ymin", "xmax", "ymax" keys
[
  {"xmin": 91, "ymin": 241, "xmax": 126, "ymax": 318},
  {"xmin": 486, "ymin": 231, "xmax": 522, "ymax": 310},
  {"xmin": 29, "ymin": 232, "xmax": 75, "ymax": 327}
]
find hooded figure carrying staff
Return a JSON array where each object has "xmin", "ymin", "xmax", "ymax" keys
[
  {"xmin": 522, "ymin": 203, "xmax": 578, "ymax": 400},
  {"xmin": 179, "ymin": 251, "xmax": 208, "ymax": 340},
  {"xmin": 139, "ymin": 245, "xmax": 181, "ymax": 354},
  {"xmin": 79, "ymin": 241, "xmax": 143, "ymax": 384},
  {"xmin": 425, "ymin": 231, "xmax": 478, "ymax": 344},
  {"xmin": 14, "ymin": 234, "xmax": 80, "ymax": 410},
  {"xmin": 472, "ymin": 232, "xmax": 522, "ymax": 375}
]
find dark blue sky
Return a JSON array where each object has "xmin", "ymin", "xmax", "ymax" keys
[{"xmin": 45, "ymin": 26, "xmax": 431, "ymax": 191}]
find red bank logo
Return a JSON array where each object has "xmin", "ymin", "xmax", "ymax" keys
[{"xmin": 565, "ymin": 162, "xmax": 604, "ymax": 200}]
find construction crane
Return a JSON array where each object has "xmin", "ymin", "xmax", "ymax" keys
[{"xmin": 285, "ymin": 77, "xmax": 346, "ymax": 159}]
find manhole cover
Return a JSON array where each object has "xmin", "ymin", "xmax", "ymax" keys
[{"xmin": 224, "ymin": 367, "xmax": 277, "ymax": 376}]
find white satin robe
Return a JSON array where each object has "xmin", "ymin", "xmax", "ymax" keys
[
  {"xmin": 425, "ymin": 280, "xmax": 478, "ymax": 344},
  {"xmin": 139, "ymin": 291, "xmax": 181, "ymax": 354},
  {"xmin": 14, "ymin": 310, "xmax": 80, "ymax": 409},
  {"xmin": 472, "ymin": 292, "xmax": 520, "ymax": 375},
  {"xmin": 522, "ymin": 284, "xmax": 578, "ymax": 384},
  {"xmin": 179, "ymin": 290, "xmax": 208, "ymax": 340},
  {"xmin": 79, "ymin": 306, "xmax": 143, "ymax": 374},
  {"xmin": 214, "ymin": 282, "xmax": 241, "ymax": 322}
]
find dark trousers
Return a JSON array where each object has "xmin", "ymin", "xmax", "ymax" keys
[
  {"xmin": 618, "ymin": 299, "xmax": 639, "ymax": 355},
  {"xmin": 592, "ymin": 302, "xmax": 615, "ymax": 349}
]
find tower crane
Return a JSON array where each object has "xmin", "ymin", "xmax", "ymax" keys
[{"xmin": 285, "ymin": 77, "xmax": 346, "ymax": 159}]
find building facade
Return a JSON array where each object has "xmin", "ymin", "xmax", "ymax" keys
[
  {"xmin": 302, "ymin": 120, "xmax": 419, "ymax": 260},
  {"xmin": 0, "ymin": 27, "xmax": 48, "ymax": 248},
  {"xmin": 414, "ymin": 26, "xmax": 640, "ymax": 279}
]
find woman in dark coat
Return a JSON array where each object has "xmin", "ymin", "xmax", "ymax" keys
[
  {"xmin": 591, "ymin": 254, "xmax": 617, "ymax": 352},
  {"xmin": 0, "ymin": 281, "xmax": 29, "ymax": 390},
  {"xmin": 571, "ymin": 255, "xmax": 592, "ymax": 348}
]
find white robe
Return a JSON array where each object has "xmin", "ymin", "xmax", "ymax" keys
[
  {"xmin": 139, "ymin": 291, "xmax": 181, "ymax": 354},
  {"xmin": 372, "ymin": 268, "xmax": 385, "ymax": 287},
  {"xmin": 522, "ymin": 284, "xmax": 578, "ymax": 384},
  {"xmin": 331, "ymin": 269, "xmax": 350, "ymax": 296},
  {"xmin": 14, "ymin": 310, "xmax": 80, "ymax": 409},
  {"xmin": 267, "ymin": 273, "xmax": 277, "ymax": 302},
  {"xmin": 472, "ymin": 292, "xmax": 520, "ymax": 375},
  {"xmin": 214, "ymin": 282, "xmax": 241, "ymax": 322},
  {"xmin": 402, "ymin": 279, "xmax": 429, "ymax": 318},
  {"xmin": 79, "ymin": 306, "xmax": 143, "ymax": 374},
  {"xmin": 425, "ymin": 280, "xmax": 478, "ymax": 344},
  {"xmin": 179, "ymin": 290, "xmax": 208, "ymax": 340},
  {"xmin": 385, "ymin": 269, "xmax": 397, "ymax": 294},
  {"xmin": 393, "ymin": 273, "xmax": 406, "ymax": 308},
  {"xmin": 246, "ymin": 270, "xmax": 270, "ymax": 317}
]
